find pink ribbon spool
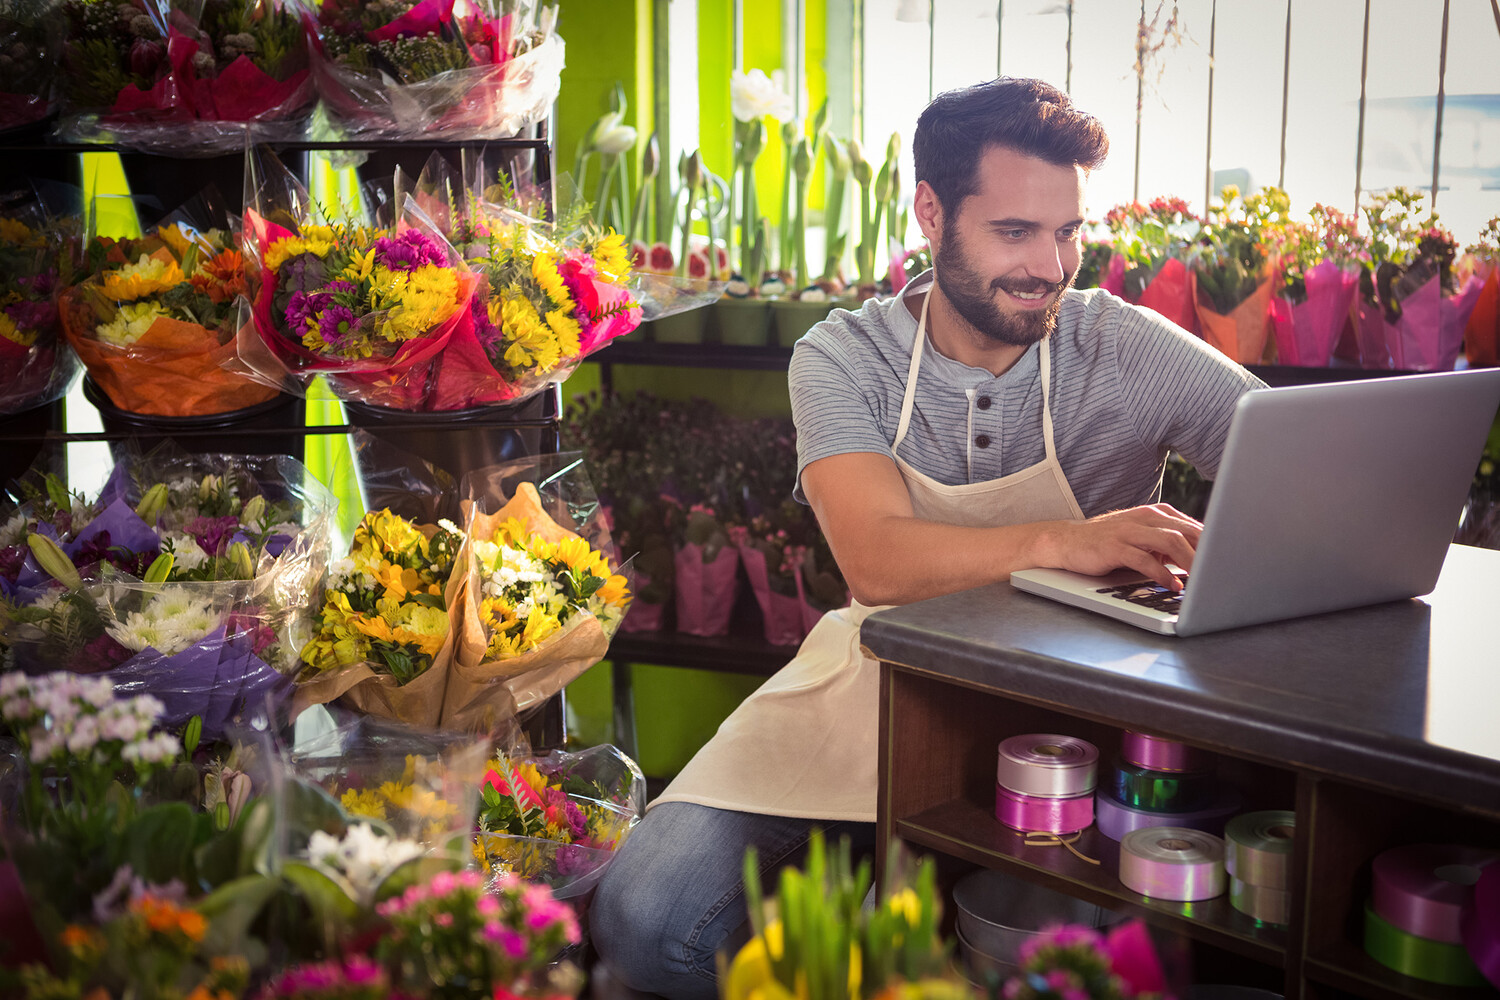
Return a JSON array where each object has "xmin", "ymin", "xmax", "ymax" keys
[
  {"xmin": 995, "ymin": 784, "xmax": 1094, "ymax": 835},
  {"xmin": 1373, "ymin": 844, "xmax": 1499, "ymax": 944},
  {"xmin": 1120, "ymin": 731, "xmax": 1212, "ymax": 773},
  {"xmin": 996, "ymin": 734, "xmax": 1099, "ymax": 797},
  {"xmin": 1118, "ymin": 827, "xmax": 1227, "ymax": 902},
  {"xmin": 1461, "ymin": 860, "xmax": 1500, "ymax": 989}
]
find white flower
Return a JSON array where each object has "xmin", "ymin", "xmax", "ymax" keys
[
  {"xmin": 310, "ymin": 823, "xmax": 425, "ymax": 902},
  {"xmin": 105, "ymin": 586, "xmax": 221, "ymax": 655},
  {"xmin": 0, "ymin": 511, "xmax": 27, "ymax": 546},
  {"xmin": 161, "ymin": 531, "xmax": 211, "ymax": 571},
  {"xmin": 731, "ymin": 68, "xmax": 794, "ymax": 123},
  {"xmin": 591, "ymin": 111, "xmax": 638, "ymax": 155}
]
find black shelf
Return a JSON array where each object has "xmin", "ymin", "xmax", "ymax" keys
[
  {"xmin": 610, "ymin": 630, "xmax": 796, "ymax": 677},
  {"xmin": 592, "ymin": 338, "xmax": 794, "ymax": 370}
]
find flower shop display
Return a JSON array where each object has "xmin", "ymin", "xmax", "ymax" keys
[
  {"xmin": 1463, "ymin": 217, "xmax": 1499, "ymax": 368},
  {"xmin": 58, "ymin": 202, "xmax": 277, "ymax": 419},
  {"xmin": 306, "ymin": 0, "xmax": 563, "ymax": 141},
  {"xmin": 0, "ymin": 203, "xmax": 81, "ymax": 416},
  {"xmin": 1102, "ymin": 196, "xmax": 1202, "ymax": 335},
  {"xmin": 668, "ymin": 500, "xmax": 739, "ymax": 637},
  {"xmin": 1353, "ymin": 186, "xmax": 1482, "ymax": 372},
  {"xmin": 473, "ymin": 742, "xmax": 643, "ymax": 899},
  {"xmin": 1190, "ymin": 185, "xmax": 1289, "ymax": 364},
  {"xmin": 0, "ymin": 0, "xmax": 63, "ymax": 132},
  {"xmin": 55, "ymin": 0, "xmax": 314, "ymax": 153},
  {"xmin": 997, "ymin": 922, "xmax": 1170, "ymax": 1000},
  {"xmin": 1266, "ymin": 203, "xmax": 1364, "ymax": 367}
]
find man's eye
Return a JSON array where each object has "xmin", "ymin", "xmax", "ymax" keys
[
  {"xmin": 1057, "ymin": 227, "xmax": 1080, "ymax": 241},
  {"xmin": 1001, "ymin": 229, "xmax": 1030, "ymax": 240}
]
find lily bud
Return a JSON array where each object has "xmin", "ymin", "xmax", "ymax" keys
[
  {"xmin": 824, "ymin": 135, "xmax": 850, "ymax": 178},
  {"xmin": 683, "ymin": 149, "xmax": 704, "ymax": 190},
  {"xmin": 135, "ymin": 483, "xmax": 168, "ymax": 524},
  {"xmin": 27, "ymin": 534, "xmax": 81, "ymax": 590},
  {"xmin": 781, "ymin": 117, "xmax": 800, "ymax": 146},
  {"xmin": 181, "ymin": 715, "xmax": 202, "ymax": 756},
  {"xmin": 240, "ymin": 494, "xmax": 266, "ymax": 527},
  {"xmin": 198, "ymin": 474, "xmax": 221, "ymax": 503},
  {"xmin": 794, "ymin": 137, "xmax": 813, "ymax": 178},
  {"xmin": 225, "ymin": 770, "xmax": 252, "ymax": 827},
  {"xmin": 811, "ymin": 99, "xmax": 829, "ymax": 139},
  {"xmin": 641, "ymin": 131, "xmax": 660, "ymax": 180},
  {"xmin": 143, "ymin": 552, "xmax": 175, "ymax": 583},
  {"xmin": 740, "ymin": 119, "xmax": 766, "ymax": 166},
  {"xmin": 886, "ymin": 131, "xmax": 901, "ymax": 164},
  {"xmin": 227, "ymin": 541, "xmax": 254, "ymax": 579}
]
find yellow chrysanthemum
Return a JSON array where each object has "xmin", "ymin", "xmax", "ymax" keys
[
  {"xmin": 0, "ymin": 217, "xmax": 33, "ymax": 242},
  {"xmin": 544, "ymin": 308, "xmax": 582, "ymax": 358},
  {"xmin": 531, "ymin": 252, "xmax": 572, "ymax": 309},
  {"xmin": 593, "ymin": 232, "xmax": 632, "ymax": 282},
  {"xmin": 342, "ymin": 246, "xmax": 377, "ymax": 284},
  {"xmin": 102, "ymin": 254, "xmax": 187, "ymax": 301},
  {"xmin": 157, "ymin": 223, "xmax": 194, "ymax": 260},
  {"xmin": 96, "ymin": 301, "xmax": 169, "ymax": 346},
  {"xmin": 341, "ymin": 788, "xmax": 388, "ymax": 821},
  {"xmin": 0, "ymin": 311, "xmax": 33, "ymax": 347}
]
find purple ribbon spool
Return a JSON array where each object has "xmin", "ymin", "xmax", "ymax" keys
[
  {"xmin": 1374, "ymin": 843, "xmax": 1499, "ymax": 944},
  {"xmin": 1118, "ymin": 827, "xmax": 1227, "ymax": 902},
  {"xmin": 1120, "ymin": 730, "xmax": 1212, "ymax": 773},
  {"xmin": 996, "ymin": 734, "xmax": 1099, "ymax": 797},
  {"xmin": 1461, "ymin": 859, "xmax": 1500, "ymax": 989},
  {"xmin": 1094, "ymin": 786, "xmax": 1244, "ymax": 842},
  {"xmin": 994, "ymin": 784, "xmax": 1094, "ymax": 835}
]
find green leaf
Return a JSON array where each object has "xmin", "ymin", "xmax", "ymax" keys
[
  {"xmin": 196, "ymin": 872, "xmax": 282, "ymax": 961},
  {"xmin": 123, "ymin": 802, "xmax": 201, "ymax": 884}
]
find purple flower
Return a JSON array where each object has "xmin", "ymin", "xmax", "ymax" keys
[
  {"xmin": 0, "ymin": 544, "xmax": 24, "ymax": 582},
  {"xmin": 6, "ymin": 300, "xmax": 55, "ymax": 332},
  {"xmin": 374, "ymin": 230, "xmax": 446, "ymax": 272},
  {"xmin": 283, "ymin": 290, "xmax": 318, "ymax": 332},
  {"xmin": 187, "ymin": 515, "xmax": 241, "ymax": 557},
  {"xmin": 317, "ymin": 304, "xmax": 357, "ymax": 347},
  {"xmin": 79, "ymin": 633, "xmax": 132, "ymax": 673}
]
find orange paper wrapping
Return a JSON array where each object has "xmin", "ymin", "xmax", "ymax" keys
[
  {"xmin": 1192, "ymin": 272, "xmax": 1277, "ymax": 364},
  {"xmin": 1465, "ymin": 267, "xmax": 1499, "ymax": 368},
  {"xmin": 60, "ymin": 287, "xmax": 277, "ymax": 416},
  {"xmin": 291, "ymin": 522, "xmax": 463, "ymax": 728},
  {"xmin": 442, "ymin": 483, "xmax": 612, "ymax": 733}
]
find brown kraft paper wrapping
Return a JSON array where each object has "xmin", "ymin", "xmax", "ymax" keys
[{"xmin": 1192, "ymin": 271, "xmax": 1276, "ymax": 365}]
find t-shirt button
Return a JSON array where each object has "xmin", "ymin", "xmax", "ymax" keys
[
  {"xmin": 974, "ymin": 434, "xmax": 991, "ymax": 448},
  {"xmin": 976, "ymin": 396, "xmax": 992, "ymax": 410}
]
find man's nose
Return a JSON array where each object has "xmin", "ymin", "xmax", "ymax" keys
[{"xmin": 1025, "ymin": 238, "xmax": 1066, "ymax": 284}]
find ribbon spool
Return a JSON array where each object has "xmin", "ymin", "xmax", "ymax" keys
[
  {"xmin": 995, "ymin": 785, "xmax": 1094, "ymax": 835},
  {"xmin": 1230, "ymin": 876, "xmax": 1291, "ymax": 926},
  {"xmin": 995, "ymin": 735, "xmax": 1098, "ymax": 798},
  {"xmin": 1371, "ymin": 843, "xmax": 1498, "ymax": 944},
  {"xmin": 1225, "ymin": 811, "xmax": 1296, "ymax": 892},
  {"xmin": 1120, "ymin": 730, "xmax": 1213, "ymax": 773},
  {"xmin": 1363, "ymin": 902, "xmax": 1486, "ymax": 987},
  {"xmin": 1119, "ymin": 827, "xmax": 1227, "ymax": 902},
  {"xmin": 1460, "ymin": 860, "xmax": 1500, "ymax": 989},
  {"xmin": 1112, "ymin": 758, "xmax": 1216, "ymax": 813},
  {"xmin": 1094, "ymin": 786, "xmax": 1244, "ymax": 842}
]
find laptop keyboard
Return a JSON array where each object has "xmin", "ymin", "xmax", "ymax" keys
[{"xmin": 1097, "ymin": 574, "xmax": 1189, "ymax": 615}]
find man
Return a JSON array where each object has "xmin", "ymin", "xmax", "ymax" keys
[{"xmin": 591, "ymin": 78, "xmax": 1262, "ymax": 1000}]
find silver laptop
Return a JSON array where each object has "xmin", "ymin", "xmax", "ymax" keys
[{"xmin": 1009, "ymin": 368, "xmax": 1500, "ymax": 636}]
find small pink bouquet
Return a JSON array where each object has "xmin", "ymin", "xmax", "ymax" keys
[
  {"xmin": 1102, "ymin": 197, "xmax": 1202, "ymax": 335},
  {"xmin": 1267, "ymin": 203, "xmax": 1365, "ymax": 367}
]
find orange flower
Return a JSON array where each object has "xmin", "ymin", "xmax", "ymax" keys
[
  {"xmin": 60, "ymin": 924, "xmax": 103, "ymax": 953},
  {"xmin": 131, "ymin": 894, "xmax": 208, "ymax": 941},
  {"xmin": 191, "ymin": 249, "xmax": 248, "ymax": 303}
]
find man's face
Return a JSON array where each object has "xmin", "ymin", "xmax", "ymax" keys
[{"xmin": 929, "ymin": 146, "xmax": 1087, "ymax": 347}]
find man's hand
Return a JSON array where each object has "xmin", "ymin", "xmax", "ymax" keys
[{"xmin": 1027, "ymin": 504, "xmax": 1203, "ymax": 591}]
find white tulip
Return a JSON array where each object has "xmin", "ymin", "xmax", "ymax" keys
[
  {"xmin": 592, "ymin": 112, "xmax": 638, "ymax": 155},
  {"xmin": 731, "ymin": 68, "xmax": 794, "ymax": 123}
]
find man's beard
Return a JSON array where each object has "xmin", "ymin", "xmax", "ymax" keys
[{"xmin": 933, "ymin": 218, "xmax": 1073, "ymax": 347}]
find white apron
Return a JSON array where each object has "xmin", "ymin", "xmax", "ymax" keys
[{"xmin": 653, "ymin": 291, "xmax": 1086, "ymax": 822}]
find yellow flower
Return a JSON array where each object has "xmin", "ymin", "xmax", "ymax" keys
[
  {"xmin": 342, "ymin": 787, "xmax": 388, "ymax": 821},
  {"xmin": 343, "ymin": 245, "xmax": 377, "ymax": 284},
  {"xmin": 0, "ymin": 311, "xmax": 34, "ymax": 347},
  {"xmin": 97, "ymin": 300, "xmax": 169, "ymax": 346},
  {"xmin": 593, "ymin": 232, "xmax": 632, "ymax": 282},
  {"xmin": 598, "ymin": 573, "xmax": 631, "ymax": 607},
  {"xmin": 531, "ymin": 251, "xmax": 572, "ymax": 309},
  {"xmin": 0, "ymin": 217, "xmax": 33, "ymax": 242},
  {"xmin": 545, "ymin": 308, "xmax": 582, "ymax": 358},
  {"xmin": 103, "ymin": 253, "xmax": 187, "ymax": 301}
]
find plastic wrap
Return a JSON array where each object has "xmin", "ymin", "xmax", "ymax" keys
[
  {"xmin": 442, "ymin": 453, "xmax": 632, "ymax": 731},
  {"xmin": 306, "ymin": 0, "xmax": 561, "ymax": 142},
  {"xmin": 54, "ymin": 0, "xmax": 314, "ymax": 155},
  {"xmin": 0, "ymin": 200, "xmax": 82, "ymax": 414},
  {"xmin": 0, "ymin": 0, "xmax": 63, "ymax": 132},
  {"xmin": 59, "ymin": 189, "xmax": 282, "ymax": 417},
  {"xmin": 239, "ymin": 146, "xmax": 483, "ymax": 410},
  {"xmin": 473, "ymin": 743, "xmax": 642, "ymax": 898}
]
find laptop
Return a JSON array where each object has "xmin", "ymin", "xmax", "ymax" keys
[{"xmin": 1009, "ymin": 368, "xmax": 1500, "ymax": 637}]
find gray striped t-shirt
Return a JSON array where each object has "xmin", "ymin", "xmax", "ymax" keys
[{"xmin": 789, "ymin": 272, "xmax": 1266, "ymax": 516}]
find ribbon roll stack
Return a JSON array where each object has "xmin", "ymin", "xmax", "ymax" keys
[
  {"xmin": 1119, "ymin": 826, "xmax": 1227, "ymax": 901},
  {"xmin": 994, "ymin": 734, "xmax": 1098, "ymax": 836},
  {"xmin": 1363, "ymin": 843, "xmax": 1498, "ymax": 986},
  {"xmin": 1225, "ymin": 811, "xmax": 1296, "ymax": 925},
  {"xmin": 1095, "ymin": 732, "xmax": 1226, "ymax": 841}
]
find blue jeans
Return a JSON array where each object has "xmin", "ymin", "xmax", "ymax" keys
[{"xmin": 589, "ymin": 802, "xmax": 876, "ymax": 1000}]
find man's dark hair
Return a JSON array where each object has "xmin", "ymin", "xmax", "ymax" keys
[{"xmin": 913, "ymin": 77, "xmax": 1109, "ymax": 212}]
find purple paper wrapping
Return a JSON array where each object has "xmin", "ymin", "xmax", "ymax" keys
[
  {"xmin": 12, "ymin": 499, "xmax": 161, "ymax": 589},
  {"xmin": 737, "ymin": 544, "xmax": 807, "ymax": 647},
  {"xmin": 1356, "ymin": 274, "xmax": 1484, "ymax": 371},
  {"xmin": 673, "ymin": 542, "xmax": 739, "ymax": 637},
  {"xmin": 619, "ymin": 570, "xmax": 665, "ymax": 633},
  {"xmin": 1269, "ymin": 262, "xmax": 1360, "ymax": 367}
]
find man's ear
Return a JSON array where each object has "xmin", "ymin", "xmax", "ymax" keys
[{"xmin": 913, "ymin": 180, "xmax": 943, "ymax": 247}]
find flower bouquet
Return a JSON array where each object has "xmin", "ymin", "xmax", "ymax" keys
[
  {"xmin": 1463, "ymin": 217, "xmax": 1498, "ymax": 368},
  {"xmin": 305, "ymin": 0, "xmax": 563, "ymax": 141},
  {"xmin": 1266, "ymin": 203, "xmax": 1365, "ymax": 367},
  {"xmin": 240, "ymin": 148, "xmax": 483, "ymax": 411},
  {"xmin": 667, "ymin": 499, "xmax": 738, "ymax": 637},
  {"xmin": 443, "ymin": 454, "xmax": 631, "ymax": 731},
  {"xmin": 1190, "ymin": 185, "xmax": 1288, "ymax": 364},
  {"xmin": 1102, "ymin": 197, "xmax": 1202, "ymax": 335},
  {"xmin": 998, "ymin": 922, "xmax": 1169, "ymax": 1000},
  {"xmin": 55, "ymin": 0, "xmax": 314, "ymax": 153},
  {"xmin": 58, "ymin": 201, "xmax": 277, "ymax": 419},
  {"xmin": 472, "ymin": 743, "xmax": 643, "ymax": 898},
  {"xmin": 0, "ymin": 205, "xmax": 81, "ymax": 416},
  {"xmin": 1354, "ymin": 187, "xmax": 1482, "ymax": 371},
  {"xmin": 291, "ymin": 508, "xmax": 464, "ymax": 728},
  {"xmin": 0, "ymin": 0, "xmax": 64, "ymax": 132}
]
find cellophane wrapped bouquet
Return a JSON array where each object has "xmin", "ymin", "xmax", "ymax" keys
[
  {"xmin": 473, "ymin": 743, "xmax": 643, "ymax": 899},
  {"xmin": 1461, "ymin": 217, "xmax": 1498, "ymax": 368},
  {"xmin": 306, "ymin": 0, "xmax": 563, "ymax": 141},
  {"xmin": 396, "ymin": 152, "xmax": 642, "ymax": 409},
  {"xmin": 0, "ymin": 200, "xmax": 81, "ymax": 415},
  {"xmin": 57, "ymin": 192, "xmax": 279, "ymax": 417},
  {"xmin": 443, "ymin": 453, "xmax": 631, "ymax": 732},
  {"xmin": 0, "ymin": 0, "xmax": 64, "ymax": 132},
  {"xmin": 1355, "ymin": 186, "xmax": 1483, "ymax": 371},
  {"xmin": 1266, "ymin": 202, "xmax": 1365, "ymax": 367},
  {"xmin": 0, "ymin": 444, "xmax": 336, "ymax": 737},
  {"xmin": 55, "ymin": 0, "xmax": 314, "ymax": 153},
  {"xmin": 240, "ymin": 146, "xmax": 483, "ymax": 411},
  {"xmin": 1100, "ymin": 196, "xmax": 1203, "ymax": 335}
]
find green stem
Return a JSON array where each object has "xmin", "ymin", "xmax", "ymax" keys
[
  {"xmin": 740, "ymin": 165, "xmax": 756, "ymax": 278},
  {"xmin": 595, "ymin": 154, "xmax": 616, "ymax": 228},
  {"xmin": 794, "ymin": 173, "xmax": 810, "ymax": 290},
  {"xmin": 615, "ymin": 153, "xmax": 632, "ymax": 234},
  {"xmin": 703, "ymin": 179, "xmax": 718, "ymax": 278},
  {"xmin": 859, "ymin": 181, "xmax": 873, "ymax": 285},
  {"xmin": 779, "ymin": 144, "xmax": 794, "ymax": 275},
  {"xmin": 823, "ymin": 177, "xmax": 846, "ymax": 280},
  {"xmin": 677, "ymin": 184, "xmax": 695, "ymax": 279}
]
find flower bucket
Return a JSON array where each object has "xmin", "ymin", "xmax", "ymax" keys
[
  {"xmin": 771, "ymin": 298, "xmax": 835, "ymax": 347},
  {"xmin": 620, "ymin": 570, "xmax": 666, "ymax": 633},
  {"xmin": 82, "ymin": 376, "xmax": 306, "ymax": 462},
  {"xmin": 714, "ymin": 298, "xmax": 771, "ymax": 347},
  {"xmin": 737, "ymin": 544, "xmax": 808, "ymax": 647},
  {"xmin": 674, "ymin": 542, "xmax": 739, "ymax": 636},
  {"xmin": 651, "ymin": 308, "xmax": 708, "ymax": 344},
  {"xmin": 1268, "ymin": 263, "xmax": 1360, "ymax": 367},
  {"xmin": 1131, "ymin": 258, "xmax": 1199, "ymax": 335}
]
